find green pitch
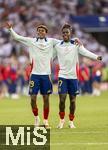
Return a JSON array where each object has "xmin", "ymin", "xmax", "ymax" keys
[{"xmin": 0, "ymin": 91, "xmax": 108, "ymax": 150}]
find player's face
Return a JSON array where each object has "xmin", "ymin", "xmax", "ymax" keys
[
  {"xmin": 62, "ymin": 28, "xmax": 71, "ymax": 42},
  {"xmin": 37, "ymin": 28, "xmax": 47, "ymax": 39}
]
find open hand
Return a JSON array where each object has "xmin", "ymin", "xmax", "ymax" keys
[
  {"xmin": 4, "ymin": 22, "xmax": 13, "ymax": 29},
  {"xmin": 97, "ymin": 56, "xmax": 102, "ymax": 61}
]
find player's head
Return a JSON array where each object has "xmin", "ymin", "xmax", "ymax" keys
[
  {"xmin": 61, "ymin": 23, "xmax": 72, "ymax": 42},
  {"xmin": 37, "ymin": 24, "xmax": 48, "ymax": 39}
]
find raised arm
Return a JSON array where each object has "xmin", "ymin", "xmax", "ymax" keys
[
  {"xmin": 78, "ymin": 45, "xmax": 102, "ymax": 61},
  {"xmin": 5, "ymin": 22, "xmax": 32, "ymax": 47}
]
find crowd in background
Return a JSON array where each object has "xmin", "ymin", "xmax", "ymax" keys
[{"xmin": 0, "ymin": 0, "xmax": 108, "ymax": 98}]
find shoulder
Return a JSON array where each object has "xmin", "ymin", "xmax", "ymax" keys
[
  {"xmin": 48, "ymin": 38, "xmax": 60, "ymax": 43},
  {"xmin": 54, "ymin": 40, "xmax": 63, "ymax": 47},
  {"xmin": 32, "ymin": 38, "xmax": 37, "ymax": 42},
  {"xmin": 45, "ymin": 38, "xmax": 52, "ymax": 42}
]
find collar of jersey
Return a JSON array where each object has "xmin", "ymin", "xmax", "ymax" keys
[
  {"xmin": 60, "ymin": 39, "xmax": 74, "ymax": 45},
  {"xmin": 36, "ymin": 37, "xmax": 47, "ymax": 42}
]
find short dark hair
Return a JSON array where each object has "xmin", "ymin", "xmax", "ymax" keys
[
  {"xmin": 37, "ymin": 25, "xmax": 48, "ymax": 33},
  {"xmin": 61, "ymin": 23, "xmax": 72, "ymax": 31}
]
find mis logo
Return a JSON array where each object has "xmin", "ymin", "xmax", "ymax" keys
[{"xmin": 0, "ymin": 125, "xmax": 50, "ymax": 150}]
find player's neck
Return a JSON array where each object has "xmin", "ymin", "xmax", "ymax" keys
[
  {"xmin": 38, "ymin": 37, "xmax": 46, "ymax": 39},
  {"xmin": 64, "ymin": 39, "xmax": 70, "ymax": 43},
  {"xmin": 36, "ymin": 37, "xmax": 47, "ymax": 41}
]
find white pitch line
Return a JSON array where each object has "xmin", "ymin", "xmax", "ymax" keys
[
  {"xmin": 50, "ymin": 142, "xmax": 108, "ymax": 146},
  {"xmin": 1, "ymin": 143, "xmax": 108, "ymax": 146},
  {"xmin": 51, "ymin": 131, "xmax": 108, "ymax": 134},
  {"xmin": 2, "ymin": 143, "xmax": 108, "ymax": 146}
]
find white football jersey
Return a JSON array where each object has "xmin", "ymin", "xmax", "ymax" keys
[
  {"xmin": 54, "ymin": 40, "xmax": 98, "ymax": 79},
  {"xmin": 9, "ymin": 28, "xmax": 59, "ymax": 75}
]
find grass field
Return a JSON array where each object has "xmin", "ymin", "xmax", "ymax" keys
[{"xmin": 0, "ymin": 91, "xmax": 108, "ymax": 150}]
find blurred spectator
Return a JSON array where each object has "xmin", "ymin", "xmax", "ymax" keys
[
  {"xmin": 78, "ymin": 63, "xmax": 90, "ymax": 95},
  {"xmin": 92, "ymin": 61, "xmax": 103, "ymax": 96}
]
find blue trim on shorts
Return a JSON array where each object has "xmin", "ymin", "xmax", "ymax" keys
[{"xmin": 93, "ymin": 76, "xmax": 101, "ymax": 83}]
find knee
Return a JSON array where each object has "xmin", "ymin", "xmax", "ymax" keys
[
  {"xmin": 43, "ymin": 95, "xmax": 49, "ymax": 102},
  {"xmin": 43, "ymin": 95, "xmax": 49, "ymax": 107},
  {"xmin": 59, "ymin": 94, "xmax": 66, "ymax": 105},
  {"xmin": 70, "ymin": 96, "xmax": 76, "ymax": 103},
  {"xmin": 70, "ymin": 100, "xmax": 76, "ymax": 106},
  {"xmin": 31, "ymin": 95, "xmax": 36, "ymax": 102},
  {"xmin": 30, "ymin": 95, "xmax": 37, "ymax": 108}
]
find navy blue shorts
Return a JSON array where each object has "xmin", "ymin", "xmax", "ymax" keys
[
  {"xmin": 58, "ymin": 77, "xmax": 79, "ymax": 96},
  {"xmin": 29, "ymin": 74, "xmax": 53, "ymax": 95},
  {"xmin": 8, "ymin": 80, "xmax": 17, "ymax": 94},
  {"xmin": 93, "ymin": 76, "xmax": 101, "ymax": 83}
]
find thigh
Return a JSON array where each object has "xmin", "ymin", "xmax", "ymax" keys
[
  {"xmin": 40, "ymin": 75, "xmax": 53, "ymax": 95},
  {"xmin": 29, "ymin": 74, "xmax": 40, "ymax": 95},
  {"xmin": 30, "ymin": 95, "xmax": 37, "ymax": 100},
  {"xmin": 58, "ymin": 77, "xmax": 68, "ymax": 94},
  {"xmin": 67, "ymin": 79, "xmax": 79, "ymax": 96}
]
